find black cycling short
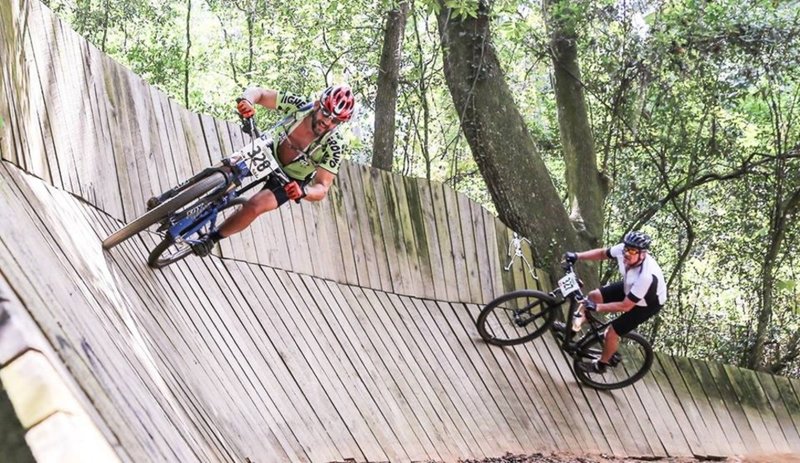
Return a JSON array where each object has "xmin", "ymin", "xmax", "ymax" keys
[
  {"xmin": 599, "ymin": 282, "xmax": 661, "ymax": 336},
  {"xmin": 261, "ymin": 175, "xmax": 307, "ymax": 207}
]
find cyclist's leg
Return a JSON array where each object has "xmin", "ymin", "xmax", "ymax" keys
[
  {"xmin": 604, "ymin": 305, "xmax": 661, "ymax": 362},
  {"xmin": 216, "ymin": 176, "xmax": 293, "ymax": 238},
  {"xmin": 217, "ymin": 189, "xmax": 280, "ymax": 238},
  {"xmin": 593, "ymin": 282, "xmax": 625, "ymax": 304}
]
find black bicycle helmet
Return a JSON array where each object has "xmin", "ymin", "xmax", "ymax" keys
[{"xmin": 623, "ymin": 231, "xmax": 652, "ymax": 250}]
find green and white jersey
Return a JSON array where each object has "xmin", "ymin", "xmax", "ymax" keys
[{"xmin": 273, "ymin": 91, "xmax": 348, "ymax": 181}]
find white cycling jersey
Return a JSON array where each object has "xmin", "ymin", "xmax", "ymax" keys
[{"xmin": 607, "ymin": 243, "xmax": 667, "ymax": 307}]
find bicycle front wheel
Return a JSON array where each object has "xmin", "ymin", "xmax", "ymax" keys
[
  {"xmin": 573, "ymin": 331, "xmax": 654, "ymax": 390},
  {"xmin": 476, "ymin": 290, "xmax": 559, "ymax": 346},
  {"xmin": 102, "ymin": 173, "xmax": 227, "ymax": 250},
  {"xmin": 147, "ymin": 197, "xmax": 247, "ymax": 269}
]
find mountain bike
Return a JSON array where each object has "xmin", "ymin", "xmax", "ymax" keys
[
  {"xmin": 476, "ymin": 262, "xmax": 654, "ymax": 390},
  {"xmin": 102, "ymin": 107, "xmax": 298, "ymax": 268}
]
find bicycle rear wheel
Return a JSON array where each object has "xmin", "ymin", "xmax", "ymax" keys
[
  {"xmin": 476, "ymin": 290, "xmax": 559, "ymax": 346},
  {"xmin": 102, "ymin": 173, "xmax": 227, "ymax": 250},
  {"xmin": 147, "ymin": 197, "xmax": 247, "ymax": 269},
  {"xmin": 572, "ymin": 331, "xmax": 654, "ymax": 390}
]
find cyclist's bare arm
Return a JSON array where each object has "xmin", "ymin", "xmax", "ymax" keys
[
  {"xmin": 575, "ymin": 248, "xmax": 608, "ymax": 261},
  {"xmin": 595, "ymin": 297, "xmax": 636, "ymax": 314},
  {"xmin": 241, "ymin": 87, "xmax": 278, "ymax": 110},
  {"xmin": 304, "ymin": 168, "xmax": 334, "ymax": 202}
]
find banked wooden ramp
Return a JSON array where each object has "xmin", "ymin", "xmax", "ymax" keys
[{"xmin": 2, "ymin": 1, "xmax": 800, "ymax": 462}]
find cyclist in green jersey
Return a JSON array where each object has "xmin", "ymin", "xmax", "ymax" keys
[{"xmin": 192, "ymin": 84, "xmax": 356, "ymax": 257}]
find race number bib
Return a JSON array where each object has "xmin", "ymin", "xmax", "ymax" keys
[
  {"xmin": 557, "ymin": 273, "xmax": 580, "ymax": 296},
  {"xmin": 235, "ymin": 136, "xmax": 280, "ymax": 181}
]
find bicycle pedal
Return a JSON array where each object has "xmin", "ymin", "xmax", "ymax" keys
[{"xmin": 146, "ymin": 196, "xmax": 161, "ymax": 210}]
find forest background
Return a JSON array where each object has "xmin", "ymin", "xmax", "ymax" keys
[{"xmin": 42, "ymin": 0, "xmax": 800, "ymax": 376}]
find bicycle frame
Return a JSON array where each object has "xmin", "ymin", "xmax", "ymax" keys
[
  {"xmin": 548, "ymin": 264, "xmax": 611, "ymax": 352},
  {"xmin": 154, "ymin": 116, "xmax": 291, "ymax": 247}
]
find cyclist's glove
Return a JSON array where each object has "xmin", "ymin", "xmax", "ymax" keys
[
  {"xmin": 237, "ymin": 98, "xmax": 255, "ymax": 119},
  {"xmin": 583, "ymin": 299, "xmax": 597, "ymax": 311},
  {"xmin": 284, "ymin": 181, "xmax": 307, "ymax": 201},
  {"xmin": 563, "ymin": 252, "xmax": 578, "ymax": 263}
]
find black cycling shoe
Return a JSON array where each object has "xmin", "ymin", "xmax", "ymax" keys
[
  {"xmin": 191, "ymin": 235, "xmax": 216, "ymax": 257},
  {"xmin": 146, "ymin": 196, "xmax": 161, "ymax": 211},
  {"xmin": 577, "ymin": 359, "xmax": 608, "ymax": 374}
]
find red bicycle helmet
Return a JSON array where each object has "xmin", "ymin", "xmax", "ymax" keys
[{"xmin": 319, "ymin": 85, "xmax": 355, "ymax": 122}]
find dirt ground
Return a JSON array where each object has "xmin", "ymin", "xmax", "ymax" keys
[{"xmin": 453, "ymin": 451, "xmax": 800, "ymax": 463}]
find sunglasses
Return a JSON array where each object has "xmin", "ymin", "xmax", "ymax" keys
[
  {"xmin": 318, "ymin": 107, "xmax": 343, "ymax": 124},
  {"xmin": 623, "ymin": 247, "xmax": 641, "ymax": 256}
]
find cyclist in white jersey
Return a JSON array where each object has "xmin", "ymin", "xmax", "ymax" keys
[{"xmin": 563, "ymin": 231, "xmax": 667, "ymax": 373}]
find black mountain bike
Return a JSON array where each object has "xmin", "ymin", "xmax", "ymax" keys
[
  {"xmin": 102, "ymin": 106, "xmax": 299, "ymax": 268},
  {"xmin": 476, "ymin": 262, "xmax": 654, "ymax": 390}
]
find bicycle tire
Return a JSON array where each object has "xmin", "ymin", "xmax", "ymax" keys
[
  {"xmin": 102, "ymin": 173, "xmax": 227, "ymax": 250},
  {"xmin": 572, "ymin": 331, "xmax": 654, "ymax": 390},
  {"xmin": 147, "ymin": 197, "xmax": 247, "ymax": 269},
  {"xmin": 476, "ymin": 290, "xmax": 559, "ymax": 346}
]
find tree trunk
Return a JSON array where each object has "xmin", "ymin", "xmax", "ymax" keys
[
  {"xmin": 183, "ymin": 0, "xmax": 192, "ymax": 107},
  {"xmin": 372, "ymin": 1, "xmax": 410, "ymax": 171},
  {"xmin": 436, "ymin": 1, "xmax": 581, "ymax": 278},
  {"xmin": 544, "ymin": 0, "xmax": 606, "ymax": 248}
]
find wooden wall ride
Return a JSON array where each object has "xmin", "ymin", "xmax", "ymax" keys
[{"xmin": 2, "ymin": 1, "xmax": 800, "ymax": 462}]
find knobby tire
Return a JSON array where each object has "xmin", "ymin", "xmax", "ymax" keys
[
  {"xmin": 476, "ymin": 290, "xmax": 559, "ymax": 346},
  {"xmin": 147, "ymin": 197, "xmax": 247, "ymax": 268},
  {"xmin": 102, "ymin": 173, "xmax": 227, "ymax": 250},
  {"xmin": 573, "ymin": 331, "xmax": 654, "ymax": 390}
]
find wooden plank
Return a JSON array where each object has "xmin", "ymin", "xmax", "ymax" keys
[
  {"xmin": 448, "ymin": 302, "xmax": 562, "ymax": 451},
  {"xmin": 724, "ymin": 364, "xmax": 787, "ymax": 453},
  {"xmin": 86, "ymin": 211, "xmax": 241, "ymax": 463},
  {"xmin": 332, "ymin": 283, "xmax": 435, "ymax": 460},
  {"xmin": 754, "ymin": 370, "xmax": 800, "ymax": 451},
  {"xmin": 378, "ymin": 292, "xmax": 473, "ymax": 459},
  {"xmin": 302, "ymin": 200, "xmax": 338, "ymax": 281},
  {"xmin": 416, "ymin": 178, "xmax": 448, "ymax": 300},
  {"xmin": 686, "ymin": 359, "xmax": 747, "ymax": 454},
  {"xmin": 80, "ymin": 40, "xmax": 123, "ymax": 216},
  {"xmin": 0, "ymin": 168, "xmax": 205, "ymax": 461},
  {"xmin": 34, "ymin": 6, "xmax": 82, "ymax": 194},
  {"xmin": 676, "ymin": 357, "xmax": 747, "ymax": 455},
  {"xmin": 358, "ymin": 289, "xmax": 453, "ymax": 460},
  {"xmin": 258, "ymin": 267, "xmax": 366, "ymax": 460},
  {"xmin": 775, "ymin": 375, "xmax": 800, "ymax": 448},
  {"xmin": 665, "ymin": 356, "xmax": 728, "ymax": 456},
  {"xmin": 425, "ymin": 300, "xmax": 521, "ymax": 455},
  {"xmin": 704, "ymin": 361, "xmax": 762, "ymax": 454},
  {"xmin": 391, "ymin": 297, "xmax": 484, "ymax": 457},
  {"xmin": 315, "ymin": 279, "xmax": 418, "ymax": 461},
  {"xmin": 471, "ymin": 202, "xmax": 496, "ymax": 303},
  {"xmin": 442, "ymin": 186, "xmax": 470, "ymax": 302},
  {"xmin": 401, "ymin": 176, "xmax": 436, "ymax": 298},
  {"xmin": 430, "ymin": 181, "xmax": 459, "ymax": 300},
  {"xmin": 343, "ymin": 164, "xmax": 385, "ymax": 289},
  {"xmin": 648, "ymin": 354, "xmax": 706, "ymax": 455},
  {"xmin": 457, "ymin": 193, "xmax": 483, "ymax": 303},
  {"xmin": 14, "ymin": 12, "xmax": 53, "ymax": 184},
  {"xmin": 297, "ymin": 275, "xmax": 407, "ymax": 460},
  {"xmin": 358, "ymin": 165, "xmax": 395, "ymax": 292},
  {"xmin": 200, "ymin": 260, "xmax": 330, "ymax": 461},
  {"xmin": 369, "ymin": 167, "xmax": 411, "ymax": 295},
  {"xmin": 327, "ymin": 176, "xmax": 359, "ymax": 285},
  {"xmin": 392, "ymin": 175, "xmax": 426, "ymax": 296}
]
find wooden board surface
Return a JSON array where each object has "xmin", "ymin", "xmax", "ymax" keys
[{"xmin": 2, "ymin": 2, "xmax": 800, "ymax": 461}]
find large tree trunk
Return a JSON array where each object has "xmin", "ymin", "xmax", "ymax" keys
[
  {"xmin": 436, "ymin": 1, "xmax": 581, "ymax": 278},
  {"xmin": 544, "ymin": 0, "xmax": 607, "ymax": 248},
  {"xmin": 372, "ymin": 1, "xmax": 410, "ymax": 171}
]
